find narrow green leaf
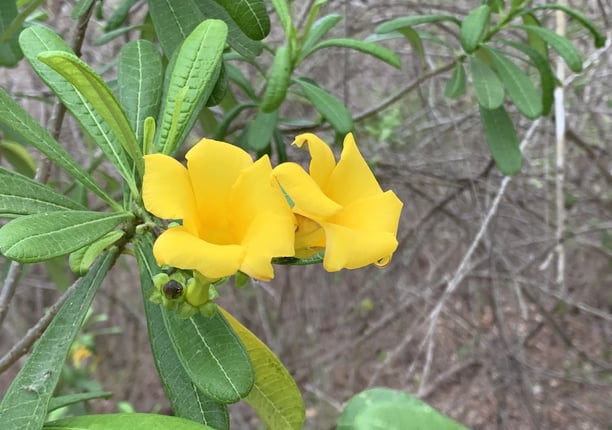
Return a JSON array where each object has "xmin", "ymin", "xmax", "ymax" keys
[
  {"xmin": 94, "ymin": 24, "xmax": 142, "ymax": 46},
  {"xmin": 0, "ymin": 211, "xmax": 131, "ymax": 263},
  {"xmin": 43, "ymin": 413, "xmax": 218, "ymax": 430},
  {"xmin": 69, "ymin": 230, "xmax": 125, "ymax": 275},
  {"xmin": 0, "ymin": 251, "xmax": 116, "ymax": 430},
  {"xmin": 444, "ymin": 62, "xmax": 467, "ymax": 99},
  {"xmin": 0, "ymin": 0, "xmax": 23, "ymax": 66},
  {"xmin": 514, "ymin": 25, "xmax": 582, "ymax": 72},
  {"xmin": 71, "ymin": 0, "xmax": 95, "ymax": 19},
  {"xmin": 0, "ymin": 87, "xmax": 119, "ymax": 209},
  {"xmin": 163, "ymin": 306, "xmax": 254, "ymax": 403},
  {"xmin": 206, "ymin": 62, "xmax": 228, "ymax": 107},
  {"xmin": 48, "ymin": 392, "xmax": 113, "ymax": 412},
  {"xmin": 0, "ymin": 167, "xmax": 85, "ymax": 216},
  {"xmin": 501, "ymin": 40, "xmax": 555, "ymax": 116},
  {"xmin": 156, "ymin": 19, "xmax": 228, "ymax": 155},
  {"xmin": 221, "ymin": 308, "xmax": 305, "ymax": 430},
  {"xmin": 37, "ymin": 50, "xmax": 144, "ymax": 176},
  {"xmin": 19, "ymin": 26, "xmax": 138, "ymax": 192},
  {"xmin": 135, "ymin": 234, "xmax": 229, "ymax": 429},
  {"xmin": 118, "ymin": 40, "xmax": 162, "ymax": 145},
  {"xmin": 211, "ymin": 0, "xmax": 269, "ymax": 40},
  {"xmin": 469, "ymin": 55, "xmax": 504, "ymax": 110},
  {"xmin": 337, "ymin": 387, "xmax": 468, "ymax": 430},
  {"xmin": 484, "ymin": 46, "xmax": 542, "ymax": 119},
  {"xmin": 147, "ymin": 0, "xmax": 205, "ymax": 58},
  {"xmin": 460, "ymin": 5, "xmax": 491, "ymax": 53},
  {"xmin": 269, "ymin": 0, "xmax": 293, "ymax": 36},
  {"xmin": 105, "ymin": 0, "xmax": 139, "ymax": 31},
  {"xmin": 193, "ymin": 0, "xmax": 263, "ymax": 59},
  {"xmin": 298, "ymin": 13, "xmax": 342, "ymax": 62},
  {"xmin": 260, "ymin": 46, "xmax": 292, "ymax": 113},
  {"xmin": 521, "ymin": 13, "xmax": 547, "ymax": 59},
  {"xmin": 375, "ymin": 15, "xmax": 461, "ymax": 35},
  {"xmin": 295, "ymin": 78, "xmax": 353, "ymax": 135},
  {"xmin": 479, "ymin": 105, "xmax": 521, "ymax": 175},
  {"xmin": 0, "ymin": 139, "xmax": 36, "ymax": 177},
  {"xmin": 305, "ymin": 38, "xmax": 401, "ymax": 69},
  {"xmin": 396, "ymin": 27, "xmax": 425, "ymax": 63},
  {"xmin": 524, "ymin": 4, "xmax": 606, "ymax": 48},
  {"xmin": 214, "ymin": 102, "xmax": 257, "ymax": 141},
  {"xmin": 246, "ymin": 109, "xmax": 278, "ymax": 151}
]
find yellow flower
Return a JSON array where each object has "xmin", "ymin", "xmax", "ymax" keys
[
  {"xmin": 273, "ymin": 133, "xmax": 402, "ymax": 271},
  {"xmin": 143, "ymin": 139, "xmax": 295, "ymax": 281}
]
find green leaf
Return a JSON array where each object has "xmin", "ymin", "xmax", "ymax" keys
[
  {"xmin": 0, "ymin": 139, "xmax": 36, "ymax": 177},
  {"xmin": 246, "ymin": 109, "xmax": 278, "ymax": 151},
  {"xmin": 135, "ymin": 234, "xmax": 229, "ymax": 429},
  {"xmin": 521, "ymin": 13, "xmax": 547, "ymax": 59},
  {"xmin": 260, "ymin": 46, "xmax": 292, "ymax": 113},
  {"xmin": 395, "ymin": 26, "xmax": 425, "ymax": 63},
  {"xmin": 0, "ymin": 167, "xmax": 85, "ymax": 216},
  {"xmin": 156, "ymin": 19, "xmax": 228, "ymax": 155},
  {"xmin": 105, "ymin": 0, "xmax": 139, "ymax": 31},
  {"xmin": 48, "ymin": 392, "xmax": 113, "ymax": 412},
  {"xmin": 206, "ymin": 62, "xmax": 229, "ymax": 107},
  {"xmin": 220, "ymin": 308, "xmax": 305, "ymax": 430},
  {"xmin": 147, "ymin": 0, "xmax": 205, "ymax": 58},
  {"xmin": 514, "ymin": 25, "xmax": 582, "ymax": 73},
  {"xmin": 37, "ymin": 50, "xmax": 144, "ymax": 177},
  {"xmin": 375, "ymin": 15, "xmax": 461, "ymax": 35},
  {"xmin": 337, "ymin": 387, "xmax": 468, "ymax": 430},
  {"xmin": 43, "ymin": 413, "xmax": 219, "ymax": 430},
  {"xmin": 211, "ymin": 0, "xmax": 269, "ymax": 40},
  {"xmin": 214, "ymin": 102, "xmax": 257, "ymax": 141},
  {"xmin": 305, "ymin": 38, "xmax": 401, "ymax": 69},
  {"xmin": 484, "ymin": 46, "xmax": 542, "ymax": 119},
  {"xmin": 94, "ymin": 24, "xmax": 143, "ymax": 46},
  {"xmin": 19, "ymin": 26, "xmax": 139, "ymax": 193},
  {"xmin": 0, "ymin": 87, "xmax": 120, "ymax": 210},
  {"xmin": 460, "ymin": 5, "xmax": 490, "ymax": 53},
  {"xmin": 163, "ymin": 306, "xmax": 254, "ymax": 403},
  {"xmin": 0, "ymin": 211, "xmax": 131, "ymax": 263},
  {"xmin": 523, "ymin": 4, "xmax": 606, "ymax": 48},
  {"xmin": 226, "ymin": 63, "xmax": 257, "ymax": 99},
  {"xmin": 0, "ymin": 251, "xmax": 116, "ymax": 430},
  {"xmin": 469, "ymin": 55, "xmax": 504, "ymax": 110},
  {"xmin": 0, "ymin": 0, "xmax": 23, "ymax": 66},
  {"xmin": 69, "ymin": 230, "xmax": 125, "ymax": 275},
  {"xmin": 295, "ymin": 78, "xmax": 353, "ymax": 135},
  {"xmin": 479, "ymin": 105, "xmax": 521, "ymax": 175},
  {"xmin": 298, "ymin": 13, "xmax": 342, "ymax": 62},
  {"xmin": 193, "ymin": 0, "xmax": 263, "ymax": 59},
  {"xmin": 118, "ymin": 40, "xmax": 162, "ymax": 145},
  {"xmin": 269, "ymin": 0, "xmax": 293, "ymax": 36},
  {"xmin": 501, "ymin": 40, "xmax": 555, "ymax": 116},
  {"xmin": 444, "ymin": 62, "xmax": 467, "ymax": 99},
  {"xmin": 71, "ymin": 0, "xmax": 95, "ymax": 19}
]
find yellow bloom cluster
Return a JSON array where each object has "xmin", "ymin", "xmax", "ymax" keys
[{"xmin": 142, "ymin": 133, "xmax": 402, "ymax": 281}]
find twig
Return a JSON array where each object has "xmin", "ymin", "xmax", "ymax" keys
[
  {"xmin": 418, "ymin": 120, "xmax": 541, "ymax": 390},
  {"xmin": 0, "ymin": 3, "xmax": 95, "ymax": 329},
  {"xmin": 0, "ymin": 278, "xmax": 79, "ymax": 373}
]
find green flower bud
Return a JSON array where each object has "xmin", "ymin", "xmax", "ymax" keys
[{"xmin": 199, "ymin": 301, "xmax": 217, "ymax": 318}]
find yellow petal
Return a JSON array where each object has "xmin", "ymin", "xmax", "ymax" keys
[
  {"xmin": 325, "ymin": 133, "xmax": 382, "ymax": 206},
  {"xmin": 185, "ymin": 139, "xmax": 252, "ymax": 230},
  {"xmin": 330, "ymin": 191, "xmax": 403, "ymax": 236},
  {"xmin": 230, "ymin": 156, "xmax": 293, "ymax": 242},
  {"xmin": 273, "ymin": 162, "xmax": 342, "ymax": 219},
  {"xmin": 320, "ymin": 222, "xmax": 399, "ymax": 271},
  {"xmin": 294, "ymin": 214, "xmax": 325, "ymax": 257},
  {"xmin": 153, "ymin": 226, "xmax": 245, "ymax": 279},
  {"xmin": 293, "ymin": 133, "xmax": 336, "ymax": 188},
  {"xmin": 142, "ymin": 154, "xmax": 198, "ymax": 234}
]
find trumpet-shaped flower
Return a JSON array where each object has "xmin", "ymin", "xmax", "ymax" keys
[
  {"xmin": 273, "ymin": 133, "xmax": 402, "ymax": 271},
  {"xmin": 143, "ymin": 139, "xmax": 295, "ymax": 281}
]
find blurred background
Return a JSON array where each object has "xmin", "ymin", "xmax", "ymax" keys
[{"xmin": 1, "ymin": 1, "xmax": 611, "ymax": 429}]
